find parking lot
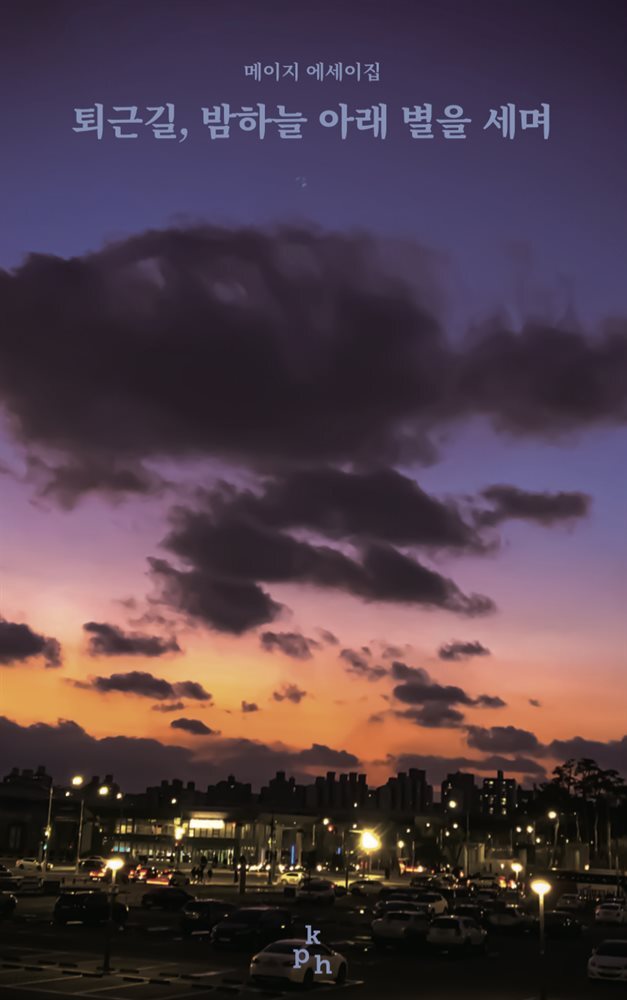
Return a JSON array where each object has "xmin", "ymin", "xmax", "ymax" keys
[{"xmin": 1, "ymin": 880, "xmax": 626, "ymax": 999}]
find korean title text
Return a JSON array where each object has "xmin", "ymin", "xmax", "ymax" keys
[{"xmin": 73, "ymin": 102, "xmax": 551, "ymax": 142}]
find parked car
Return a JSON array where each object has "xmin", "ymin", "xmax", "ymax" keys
[
  {"xmin": 595, "ymin": 902, "xmax": 627, "ymax": 925},
  {"xmin": 371, "ymin": 909, "xmax": 430, "ymax": 946},
  {"xmin": 79, "ymin": 857, "xmax": 105, "ymax": 872},
  {"xmin": 427, "ymin": 916, "xmax": 487, "ymax": 952},
  {"xmin": 250, "ymin": 939, "xmax": 347, "ymax": 988},
  {"xmin": 212, "ymin": 906, "xmax": 292, "ymax": 949},
  {"xmin": 373, "ymin": 899, "xmax": 430, "ymax": 919},
  {"xmin": 588, "ymin": 939, "xmax": 627, "ymax": 981},
  {"xmin": 53, "ymin": 891, "xmax": 128, "ymax": 927},
  {"xmin": 452, "ymin": 903, "xmax": 490, "ymax": 928},
  {"xmin": 413, "ymin": 892, "xmax": 448, "ymax": 916},
  {"xmin": 180, "ymin": 898, "xmax": 236, "ymax": 936},
  {"xmin": 15, "ymin": 858, "xmax": 43, "ymax": 872},
  {"xmin": 295, "ymin": 879, "xmax": 335, "ymax": 905},
  {"xmin": 486, "ymin": 905, "xmax": 533, "ymax": 933},
  {"xmin": 128, "ymin": 865, "xmax": 158, "ymax": 882},
  {"xmin": 349, "ymin": 879, "xmax": 385, "ymax": 898},
  {"xmin": 141, "ymin": 887, "xmax": 194, "ymax": 911},
  {"xmin": 0, "ymin": 893, "xmax": 17, "ymax": 919},
  {"xmin": 0, "ymin": 865, "xmax": 14, "ymax": 877}
]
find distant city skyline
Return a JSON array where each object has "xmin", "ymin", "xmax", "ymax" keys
[{"xmin": 0, "ymin": 0, "xmax": 626, "ymax": 792}]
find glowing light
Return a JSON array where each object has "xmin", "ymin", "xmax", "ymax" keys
[
  {"xmin": 530, "ymin": 879, "xmax": 551, "ymax": 897},
  {"xmin": 448, "ymin": 800, "xmax": 458, "ymax": 809},
  {"xmin": 71, "ymin": 775, "xmax": 84, "ymax": 787},
  {"xmin": 548, "ymin": 810, "xmax": 558, "ymax": 821},
  {"xmin": 511, "ymin": 862, "xmax": 523, "ymax": 875},
  {"xmin": 106, "ymin": 857, "xmax": 124, "ymax": 872},
  {"xmin": 360, "ymin": 831, "xmax": 381, "ymax": 851},
  {"xmin": 397, "ymin": 840, "xmax": 405, "ymax": 849},
  {"xmin": 98, "ymin": 786, "xmax": 110, "ymax": 796}
]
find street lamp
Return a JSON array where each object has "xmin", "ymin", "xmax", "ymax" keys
[
  {"xmin": 530, "ymin": 879, "xmax": 551, "ymax": 956},
  {"xmin": 99, "ymin": 786, "xmax": 110, "ymax": 797},
  {"xmin": 548, "ymin": 811, "xmax": 560, "ymax": 867},
  {"xmin": 360, "ymin": 830, "xmax": 381, "ymax": 874},
  {"xmin": 102, "ymin": 857, "xmax": 124, "ymax": 974},
  {"xmin": 511, "ymin": 861, "xmax": 523, "ymax": 887},
  {"xmin": 71, "ymin": 775, "xmax": 85, "ymax": 875}
]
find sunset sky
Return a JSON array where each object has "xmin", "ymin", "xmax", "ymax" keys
[{"xmin": 0, "ymin": 0, "xmax": 625, "ymax": 793}]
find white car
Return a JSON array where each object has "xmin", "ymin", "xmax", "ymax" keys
[
  {"xmin": 414, "ymin": 892, "xmax": 448, "ymax": 915},
  {"xmin": 15, "ymin": 859, "xmax": 43, "ymax": 872},
  {"xmin": 427, "ymin": 916, "xmax": 487, "ymax": 952},
  {"xmin": 595, "ymin": 902, "xmax": 627, "ymax": 924},
  {"xmin": 250, "ymin": 939, "xmax": 347, "ymax": 988},
  {"xmin": 295, "ymin": 878, "xmax": 335, "ymax": 904},
  {"xmin": 371, "ymin": 909, "xmax": 430, "ymax": 945},
  {"xmin": 349, "ymin": 879, "xmax": 385, "ymax": 897},
  {"xmin": 588, "ymin": 940, "xmax": 627, "ymax": 981},
  {"xmin": 279, "ymin": 870, "xmax": 304, "ymax": 887}
]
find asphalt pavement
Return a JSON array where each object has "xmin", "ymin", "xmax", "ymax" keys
[{"xmin": 1, "ymin": 882, "xmax": 625, "ymax": 999}]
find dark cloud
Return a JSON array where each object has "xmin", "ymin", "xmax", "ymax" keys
[
  {"xmin": 149, "ymin": 504, "xmax": 495, "ymax": 635},
  {"xmin": 151, "ymin": 701, "xmax": 185, "ymax": 713},
  {"xmin": 233, "ymin": 467, "xmax": 485, "ymax": 551},
  {"xmin": 0, "ymin": 617, "xmax": 62, "ymax": 669},
  {"xmin": 529, "ymin": 698, "xmax": 542, "ymax": 708},
  {"xmin": 25, "ymin": 456, "xmax": 166, "ymax": 510},
  {"xmin": 395, "ymin": 705, "xmax": 466, "ymax": 728},
  {"xmin": 2, "ymin": 226, "xmax": 625, "ymax": 509},
  {"xmin": 390, "ymin": 662, "xmax": 505, "ymax": 720},
  {"xmin": 368, "ymin": 712, "xmax": 385, "ymax": 724},
  {"xmin": 466, "ymin": 725, "xmax": 542, "ymax": 753},
  {"xmin": 170, "ymin": 718, "xmax": 216, "ymax": 736},
  {"xmin": 380, "ymin": 643, "xmax": 411, "ymax": 660},
  {"xmin": 148, "ymin": 556, "xmax": 283, "ymax": 635},
  {"xmin": 389, "ymin": 752, "xmax": 547, "ymax": 786},
  {"xmin": 72, "ymin": 671, "xmax": 212, "ymax": 701},
  {"xmin": 545, "ymin": 736, "xmax": 627, "ymax": 776},
  {"xmin": 83, "ymin": 622, "xmax": 181, "ymax": 658},
  {"xmin": 438, "ymin": 640, "xmax": 491, "ymax": 661},
  {"xmin": 477, "ymin": 485, "xmax": 591, "ymax": 527},
  {"xmin": 259, "ymin": 631, "xmax": 321, "ymax": 660},
  {"xmin": 317, "ymin": 629, "xmax": 339, "ymax": 646},
  {"xmin": 241, "ymin": 701, "xmax": 259, "ymax": 713},
  {"xmin": 272, "ymin": 684, "xmax": 308, "ymax": 704},
  {"xmin": 339, "ymin": 648, "xmax": 387, "ymax": 682},
  {"xmin": 296, "ymin": 743, "xmax": 359, "ymax": 767}
]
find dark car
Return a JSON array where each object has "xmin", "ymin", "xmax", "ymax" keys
[
  {"xmin": 180, "ymin": 898, "xmax": 237, "ymax": 936},
  {"xmin": 537, "ymin": 910, "xmax": 583, "ymax": 939},
  {"xmin": 211, "ymin": 906, "xmax": 292, "ymax": 949},
  {"xmin": 141, "ymin": 887, "xmax": 194, "ymax": 911},
  {"xmin": 0, "ymin": 893, "xmax": 17, "ymax": 919},
  {"xmin": 452, "ymin": 903, "xmax": 490, "ymax": 928},
  {"xmin": 349, "ymin": 879, "xmax": 385, "ymax": 898},
  {"xmin": 53, "ymin": 891, "xmax": 128, "ymax": 927}
]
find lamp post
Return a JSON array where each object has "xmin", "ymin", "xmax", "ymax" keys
[
  {"xmin": 359, "ymin": 830, "xmax": 381, "ymax": 874},
  {"xmin": 531, "ymin": 878, "xmax": 551, "ymax": 1000},
  {"xmin": 548, "ymin": 811, "xmax": 560, "ymax": 867},
  {"xmin": 511, "ymin": 861, "xmax": 523, "ymax": 889},
  {"xmin": 40, "ymin": 775, "xmax": 54, "ymax": 864},
  {"xmin": 102, "ymin": 857, "xmax": 124, "ymax": 975},
  {"xmin": 448, "ymin": 799, "xmax": 469, "ymax": 874},
  {"xmin": 71, "ymin": 776, "xmax": 85, "ymax": 875}
]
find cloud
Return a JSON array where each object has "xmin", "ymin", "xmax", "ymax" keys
[
  {"xmin": 259, "ymin": 631, "xmax": 321, "ymax": 660},
  {"xmin": 170, "ymin": 718, "xmax": 217, "ymax": 736},
  {"xmin": 395, "ymin": 705, "xmax": 467, "ymax": 728},
  {"xmin": 477, "ymin": 485, "xmax": 591, "ymax": 527},
  {"xmin": 72, "ymin": 671, "xmax": 212, "ymax": 701},
  {"xmin": 151, "ymin": 701, "xmax": 185, "ymax": 713},
  {"xmin": 529, "ymin": 698, "xmax": 542, "ymax": 708},
  {"xmin": 545, "ymin": 736, "xmax": 627, "ymax": 776},
  {"xmin": 339, "ymin": 648, "xmax": 387, "ymax": 681},
  {"xmin": 233, "ymin": 467, "xmax": 486, "ymax": 552},
  {"xmin": 438, "ymin": 640, "xmax": 491, "ymax": 661},
  {"xmin": 25, "ymin": 456, "xmax": 166, "ymax": 510},
  {"xmin": 2, "ymin": 225, "xmax": 625, "ymax": 512},
  {"xmin": 148, "ymin": 504, "xmax": 495, "ymax": 635},
  {"xmin": 390, "ymin": 662, "xmax": 505, "ymax": 714},
  {"xmin": 466, "ymin": 725, "xmax": 542, "ymax": 753},
  {"xmin": 317, "ymin": 629, "xmax": 339, "ymax": 646},
  {"xmin": 83, "ymin": 622, "xmax": 181, "ymax": 658},
  {"xmin": 389, "ymin": 752, "xmax": 547, "ymax": 785},
  {"xmin": 0, "ymin": 617, "xmax": 62, "ymax": 668},
  {"xmin": 296, "ymin": 743, "xmax": 359, "ymax": 767},
  {"xmin": 241, "ymin": 701, "xmax": 259, "ymax": 713},
  {"xmin": 272, "ymin": 684, "xmax": 307, "ymax": 704}
]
